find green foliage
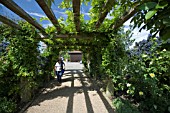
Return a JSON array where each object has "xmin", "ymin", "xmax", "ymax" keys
[
  {"xmin": 0, "ymin": 22, "xmax": 44, "ymax": 112},
  {"xmin": 145, "ymin": 10, "xmax": 157, "ymax": 20},
  {"xmin": 101, "ymin": 28, "xmax": 132, "ymax": 80},
  {"xmin": 138, "ymin": 2, "xmax": 157, "ymax": 10},
  {"xmin": 124, "ymin": 37, "xmax": 170, "ymax": 113},
  {"xmin": 0, "ymin": 0, "xmax": 170, "ymax": 113},
  {"xmin": 113, "ymin": 98, "xmax": 140, "ymax": 113},
  {"xmin": 0, "ymin": 97, "xmax": 16, "ymax": 113},
  {"xmin": 134, "ymin": 0, "xmax": 170, "ymax": 41}
]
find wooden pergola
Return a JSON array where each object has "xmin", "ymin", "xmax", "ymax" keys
[{"xmin": 0, "ymin": 0, "xmax": 142, "ymax": 39}]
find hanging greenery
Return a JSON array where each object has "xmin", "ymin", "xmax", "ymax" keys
[{"xmin": 0, "ymin": 0, "xmax": 170, "ymax": 113}]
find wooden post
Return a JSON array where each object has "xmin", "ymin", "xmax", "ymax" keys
[{"xmin": 20, "ymin": 77, "xmax": 32, "ymax": 102}]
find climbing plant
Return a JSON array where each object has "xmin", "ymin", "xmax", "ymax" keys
[
  {"xmin": 0, "ymin": 0, "xmax": 170, "ymax": 113},
  {"xmin": 0, "ymin": 22, "xmax": 47, "ymax": 112}
]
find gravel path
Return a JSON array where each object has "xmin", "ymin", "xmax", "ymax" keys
[{"xmin": 24, "ymin": 62, "xmax": 115, "ymax": 113}]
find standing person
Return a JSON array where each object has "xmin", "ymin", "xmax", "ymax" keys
[
  {"xmin": 54, "ymin": 58, "xmax": 63, "ymax": 83},
  {"xmin": 61, "ymin": 57, "xmax": 65, "ymax": 75}
]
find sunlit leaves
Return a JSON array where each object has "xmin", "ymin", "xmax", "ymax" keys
[
  {"xmin": 145, "ymin": 10, "xmax": 157, "ymax": 20},
  {"xmin": 132, "ymin": 0, "xmax": 170, "ymax": 41},
  {"xmin": 40, "ymin": 17, "xmax": 49, "ymax": 22},
  {"xmin": 59, "ymin": 0, "xmax": 72, "ymax": 9},
  {"xmin": 45, "ymin": 26, "xmax": 56, "ymax": 34},
  {"xmin": 155, "ymin": 2, "xmax": 168, "ymax": 9}
]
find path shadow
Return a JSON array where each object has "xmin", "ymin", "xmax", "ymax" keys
[
  {"xmin": 28, "ymin": 70, "xmax": 94, "ymax": 107},
  {"xmin": 25, "ymin": 70, "xmax": 115, "ymax": 113},
  {"xmin": 77, "ymin": 70, "xmax": 115, "ymax": 113}
]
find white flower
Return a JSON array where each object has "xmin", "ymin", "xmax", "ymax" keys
[
  {"xmin": 150, "ymin": 61, "xmax": 153, "ymax": 65},
  {"xmin": 158, "ymin": 56, "xmax": 162, "ymax": 59},
  {"xmin": 127, "ymin": 83, "xmax": 131, "ymax": 87},
  {"xmin": 163, "ymin": 49, "xmax": 166, "ymax": 52}
]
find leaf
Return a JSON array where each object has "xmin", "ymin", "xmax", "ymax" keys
[
  {"xmin": 145, "ymin": 10, "xmax": 157, "ymax": 20},
  {"xmin": 163, "ymin": 18, "xmax": 170, "ymax": 26},
  {"xmin": 156, "ymin": 3, "xmax": 168, "ymax": 9},
  {"xmin": 138, "ymin": 2, "xmax": 157, "ymax": 10},
  {"xmin": 168, "ymin": 106, "xmax": 170, "ymax": 112},
  {"xmin": 159, "ymin": 27, "xmax": 170, "ymax": 40},
  {"xmin": 156, "ymin": 0, "xmax": 168, "ymax": 9}
]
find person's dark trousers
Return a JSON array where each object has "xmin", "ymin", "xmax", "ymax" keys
[
  {"xmin": 62, "ymin": 69, "xmax": 65, "ymax": 75},
  {"xmin": 56, "ymin": 71, "xmax": 62, "ymax": 83}
]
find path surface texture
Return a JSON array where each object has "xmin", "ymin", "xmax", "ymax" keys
[{"xmin": 25, "ymin": 62, "xmax": 115, "ymax": 113}]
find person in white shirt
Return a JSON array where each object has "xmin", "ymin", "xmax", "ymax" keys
[{"xmin": 54, "ymin": 58, "xmax": 65, "ymax": 83}]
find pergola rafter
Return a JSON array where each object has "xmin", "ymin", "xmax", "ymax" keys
[
  {"xmin": 72, "ymin": 0, "xmax": 80, "ymax": 32},
  {"xmin": 40, "ymin": 32, "xmax": 105, "ymax": 39},
  {"xmin": 0, "ymin": 15, "xmax": 21, "ymax": 29},
  {"xmin": 0, "ymin": 0, "xmax": 47, "ymax": 35},
  {"xmin": 36, "ymin": 0, "xmax": 61, "ymax": 33},
  {"xmin": 0, "ymin": 15, "xmax": 44, "ymax": 39},
  {"xmin": 95, "ymin": 0, "xmax": 115, "ymax": 29}
]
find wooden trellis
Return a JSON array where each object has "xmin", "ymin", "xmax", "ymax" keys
[
  {"xmin": 0, "ymin": 0, "xmax": 146, "ymax": 39},
  {"xmin": 0, "ymin": 0, "xmax": 47, "ymax": 35}
]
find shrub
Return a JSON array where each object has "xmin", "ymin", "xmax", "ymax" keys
[
  {"xmin": 0, "ymin": 97, "xmax": 16, "ymax": 113},
  {"xmin": 113, "ymin": 98, "xmax": 140, "ymax": 113}
]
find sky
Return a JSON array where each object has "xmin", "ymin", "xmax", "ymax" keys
[
  {"xmin": 0, "ymin": 0, "xmax": 150, "ymax": 45},
  {"xmin": 124, "ymin": 19, "xmax": 150, "ymax": 46}
]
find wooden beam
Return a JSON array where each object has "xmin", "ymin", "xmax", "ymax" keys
[
  {"xmin": 40, "ymin": 34, "xmax": 91, "ymax": 39},
  {"xmin": 95, "ymin": 0, "xmax": 115, "ymax": 28},
  {"xmin": 36, "ymin": 0, "xmax": 61, "ymax": 33},
  {"xmin": 0, "ymin": 15, "xmax": 43, "ymax": 39},
  {"xmin": 0, "ymin": 15, "xmax": 21, "ymax": 29},
  {"xmin": 39, "ymin": 32, "xmax": 106, "ymax": 39},
  {"xmin": 72, "ymin": 0, "xmax": 80, "ymax": 32},
  {"xmin": 0, "ymin": 0, "xmax": 46, "ymax": 34},
  {"xmin": 0, "ymin": 15, "xmax": 44, "ymax": 39}
]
